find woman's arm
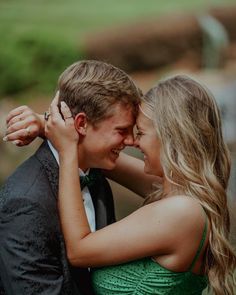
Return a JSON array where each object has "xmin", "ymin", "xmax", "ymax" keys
[
  {"xmin": 58, "ymin": 148, "xmax": 176, "ymax": 268},
  {"xmin": 104, "ymin": 153, "xmax": 162, "ymax": 197}
]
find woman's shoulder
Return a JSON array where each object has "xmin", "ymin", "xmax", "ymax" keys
[
  {"xmin": 154, "ymin": 195, "xmax": 205, "ymax": 219},
  {"xmin": 147, "ymin": 196, "xmax": 209, "ymax": 272},
  {"xmin": 145, "ymin": 195, "xmax": 207, "ymax": 241}
]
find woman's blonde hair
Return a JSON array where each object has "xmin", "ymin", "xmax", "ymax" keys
[{"xmin": 143, "ymin": 75, "xmax": 236, "ymax": 294}]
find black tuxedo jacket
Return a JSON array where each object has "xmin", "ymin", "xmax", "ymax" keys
[{"xmin": 0, "ymin": 141, "xmax": 115, "ymax": 295}]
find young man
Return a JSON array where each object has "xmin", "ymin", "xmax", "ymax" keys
[{"xmin": 0, "ymin": 60, "xmax": 141, "ymax": 295}]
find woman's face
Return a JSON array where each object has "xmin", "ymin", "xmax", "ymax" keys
[{"xmin": 134, "ymin": 103, "xmax": 164, "ymax": 177}]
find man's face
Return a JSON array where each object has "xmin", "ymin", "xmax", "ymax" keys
[{"xmin": 81, "ymin": 103, "xmax": 135, "ymax": 170}]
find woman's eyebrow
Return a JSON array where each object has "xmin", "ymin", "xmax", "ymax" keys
[{"xmin": 136, "ymin": 124, "xmax": 143, "ymax": 131}]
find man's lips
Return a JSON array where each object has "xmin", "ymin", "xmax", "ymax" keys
[{"xmin": 111, "ymin": 148, "xmax": 122, "ymax": 155}]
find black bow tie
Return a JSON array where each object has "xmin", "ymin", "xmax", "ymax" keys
[{"xmin": 80, "ymin": 170, "xmax": 98, "ymax": 190}]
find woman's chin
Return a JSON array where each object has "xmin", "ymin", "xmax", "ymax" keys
[
  {"xmin": 144, "ymin": 165, "xmax": 151, "ymax": 175},
  {"xmin": 144, "ymin": 165, "xmax": 159, "ymax": 176}
]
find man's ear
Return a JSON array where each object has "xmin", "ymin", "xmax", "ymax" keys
[{"xmin": 74, "ymin": 113, "xmax": 88, "ymax": 136}]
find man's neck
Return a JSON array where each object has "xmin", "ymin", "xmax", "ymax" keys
[
  {"xmin": 47, "ymin": 140, "xmax": 90, "ymax": 173},
  {"xmin": 77, "ymin": 144, "xmax": 90, "ymax": 172}
]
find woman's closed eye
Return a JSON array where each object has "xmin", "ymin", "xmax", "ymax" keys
[{"xmin": 136, "ymin": 131, "xmax": 144, "ymax": 139}]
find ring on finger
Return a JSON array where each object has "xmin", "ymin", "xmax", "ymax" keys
[
  {"xmin": 44, "ymin": 111, "xmax": 51, "ymax": 121},
  {"xmin": 16, "ymin": 109, "xmax": 25, "ymax": 121}
]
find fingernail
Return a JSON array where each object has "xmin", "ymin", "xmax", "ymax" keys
[
  {"xmin": 13, "ymin": 140, "xmax": 20, "ymax": 145},
  {"xmin": 3, "ymin": 136, "xmax": 8, "ymax": 142},
  {"xmin": 61, "ymin": 101, "xmax": 66, "ymax": 107}
]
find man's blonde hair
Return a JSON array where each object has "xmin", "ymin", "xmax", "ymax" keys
[{"xmin": 57, "ymin": 60, "xmax": 142, "ymax": 124}]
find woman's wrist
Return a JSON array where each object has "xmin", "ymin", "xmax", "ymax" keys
[{"xmin": 58, "ymin": 145, "xmax": 78, "ymax": 161}]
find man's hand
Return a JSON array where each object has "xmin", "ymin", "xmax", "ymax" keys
[{"xmin": 3, "ymin": 105, "xmax": 45, "ymax": 146}]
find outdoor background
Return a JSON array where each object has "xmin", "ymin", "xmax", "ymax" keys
[{"xmin": 0, "ymin": 1, "xmax": 236, "ymax": 293}]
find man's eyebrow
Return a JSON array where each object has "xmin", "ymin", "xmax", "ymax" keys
[{"xmin": 116, "ymin": 124, "xmax": 133, "ymax": 129}]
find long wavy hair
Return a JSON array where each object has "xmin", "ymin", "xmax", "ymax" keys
[{"xmin": 143, "ymin": 75, "xmax": 236, "ymax": 294}]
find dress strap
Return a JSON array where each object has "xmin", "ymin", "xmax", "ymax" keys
[{"xmin": 188, "ymin": 209, "xmax": 208, "ymax": 272}]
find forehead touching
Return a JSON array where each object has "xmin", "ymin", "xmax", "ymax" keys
[
  {"xmin": 113, "ymin": 104, "xmax": 135, "ymax": 127},
  {"xmin": 136, "ymin": 103, "xmax": 153, "ymax": 129},
  {"xmin": 97, "ymin": 102, "xmax": 135, "ymax": 129}
]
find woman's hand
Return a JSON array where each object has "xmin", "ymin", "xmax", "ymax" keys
[
  {"xmin": 45, "ymin": 92, "xmax": 79, "ymax": 156},
  {"xmin": 4, "ymin": 106, "xmax": 45, "ymax": 146}
]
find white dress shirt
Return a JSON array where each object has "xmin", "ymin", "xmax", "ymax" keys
[{"xmin": 47, "ymin": 140, "xmax": 96, "ymax": 232}]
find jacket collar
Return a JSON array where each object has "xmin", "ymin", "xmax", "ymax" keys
[{"xmin": 34, "ymin": 141, "xmax": 108, "ymax": 229}]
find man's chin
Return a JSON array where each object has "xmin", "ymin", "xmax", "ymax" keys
[
  {"xmin": 103, "ymin": 158, "xmax": 117, "ymax": 170},
  {"xmin": 93, "ymin": 159, "xmax": 117, "ymax": 171},
  {"xmin": 105, "ymin": 162, "xmax": 117, "ymax": 170}
]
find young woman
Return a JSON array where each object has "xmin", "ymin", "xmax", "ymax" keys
[{"xmin": 4, "ymin": 75, "xmax": 236, "ymax": 294}]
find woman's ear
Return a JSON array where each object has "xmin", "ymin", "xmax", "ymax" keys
[{"xmin": 74, "ymin": 113, "xmax": 87, "ymax": 136}]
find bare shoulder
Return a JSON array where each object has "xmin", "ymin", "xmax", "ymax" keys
[
  {"xmin": 157, "ymin": 195, "xmax": 205, "ymax": 217},
  {"xmin": 146, "ymin": 196, "xmax": 209, "ymax": 271},
  {"xmin": 147, "ymin": 195, "xmax": 206, "ymax": 239}
]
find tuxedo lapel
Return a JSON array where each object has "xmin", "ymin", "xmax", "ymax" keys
[
  {"xmin": 35, "ymin": 144, "xmax": 114, "ymax": 231},
  {"xmin": 33, "ymin": 142, "xmax": 114, "ymax": 294},
  {"xmin": 34, "ymin": 141, "xmax": 76, "ymax": 293},
  {"xmin": 35, "ymin": 141, "xmax": 59, "ymax": 200},
  {"xmin": 35, "ymin": 144, "xmax": 107, "ymax": 229}
]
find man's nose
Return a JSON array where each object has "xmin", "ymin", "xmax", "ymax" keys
[{"xmin": 124, "ymin": 133, "xmax": 134, "ymax": 146}]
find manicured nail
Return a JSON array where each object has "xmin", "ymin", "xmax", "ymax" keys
[
  {"xmin": 3, "ymin": 136, "xmax": 8, "ymax": 142},
  {"xmin": 61, "ymin": 101, "xmax": 66, "ymax": 108},
  {"xmin": 13, "ymin": 140, "xmax": 20, "ymax": 145}
]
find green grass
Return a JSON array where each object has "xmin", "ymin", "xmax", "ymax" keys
[
  {"xmin": 0, "ymin": 0, "xmax": 235, "ymax": 98},
  {"xmin": 1, "ymin": 0, "xmax": 235, "ymax": 45}
]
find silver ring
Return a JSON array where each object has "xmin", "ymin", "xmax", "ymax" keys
[{"xmin": 44, "ymin": 111, "xmax": 51, "ymax": 121}]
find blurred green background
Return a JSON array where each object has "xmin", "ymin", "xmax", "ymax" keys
[{"xmin": 0, "ymin": 0, "xmax": 235, "ymax": 98}]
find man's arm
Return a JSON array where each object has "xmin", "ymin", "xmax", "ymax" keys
[{"xmin": 0, "ymin": 198, "xmax": 64, "ymax": 295}]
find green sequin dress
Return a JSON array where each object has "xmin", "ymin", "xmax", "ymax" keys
[{"xmin": 92, "ymin": 217, "xmax": 208, "ymax": 294}]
